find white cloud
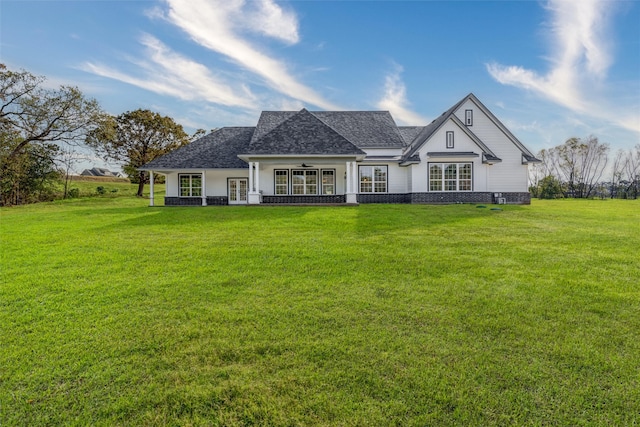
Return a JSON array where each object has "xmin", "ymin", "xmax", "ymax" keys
[
  {"xmin": 376, "ymin": 64, "xmax": 427, "ymax": 125},
  {"xmin": 487, "ymin": 0, "xmax": 639, "ymax": 134},
  {"xmin": 82, "ymin": 34, "xmax": 256, "ymax": 108},
  {"xmin": 160, "ymin": 0, "xmax": 340, "ymax": 110}
]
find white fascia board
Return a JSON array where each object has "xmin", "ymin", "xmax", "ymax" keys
[{"xmin": 237, "ymin": 154, "xmax": 366, "ymax": 162}]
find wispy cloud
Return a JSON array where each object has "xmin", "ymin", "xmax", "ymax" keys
[
  {"xmin": 487, "ymin": 0, "xmax": 639, "ymax": 133},
  {"xmin": 82, "ymin": 34, "xmax": 256, "ymax": 108},
  {"xmin": 376, "ymin": 64, "xmax": 427, "ymax": 125},
  {"xmin": 160, "ymin": 0, "xmax": 341, "ymax": 110}
]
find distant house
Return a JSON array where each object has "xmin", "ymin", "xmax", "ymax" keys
[
  {"xmin": 80, "ymin": 167, "xmax": 124, "ymax": 178},
  {"xmin": 140, "ymin": 93, "xmax": 540, "ymax": 206}
]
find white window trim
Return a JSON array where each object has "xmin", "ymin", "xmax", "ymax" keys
[
  {"xmin": 359, "ymin": 165, "xmax": 388, "ymax": 193},
  {"xmin": 321, "ymin": 169, "xmax": 335, "ymax": 195},
  {"xmin": 428, "ymin": 162, "xmax": 473, "ymax": 192},
  {"xmin": 179, "ymin": 173, "xmax": 202, "ymax": 197},
  {"xmin": 274, "ymin": 169, "xmax": 289, "ymax": 195},
  {"xmin": 291, "ymin": 169, "xmax": 319, "ymax": 195}
]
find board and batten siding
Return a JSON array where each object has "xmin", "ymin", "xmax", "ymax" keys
[
  {"xmin": 410, "ymin": 120, "xmax": 488, "ymax": 193},
  {"xmin": 454, "ymin": 100, "xmax": 529, "ymax": 192}
]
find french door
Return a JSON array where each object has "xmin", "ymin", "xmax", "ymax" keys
[{"xmin": 228, "ymin": 178, "xmax": 248, "ymax": 204}]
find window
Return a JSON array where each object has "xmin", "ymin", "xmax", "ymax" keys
[
  {"xmin": 321, "ymin": 170, "xmax": 335, "ymax": 195},
  {"xmin": 292, "ymin": 170, "xmax": 318, "ymax": 195},
  {"xmin": 465, "ymin": 109, "xmax": 473, "ymax": 126},
  {"xmin": 359, "ymin": 166, "xmax": 387, "ymax": 193},
  {"xmin": 446, "ymin": 131, "xmax": 454, "ymax": 149},
  {"xmin": 179, "ymin": 174, "xmax": 202, "ymax": 197},
  {"xmin": 444, "ymin": 164, "xmax": 457, "ymax": 191},
  {"xmin": 429, "ymin": 164, "xmax": 442, "ymax": 191},
  {"xmin": 428, "ymin": 163, "xmax": 472, "ymax": 192},
  {"xmin": 275, "ymin": 170, "xmax": 288, "ymax": 194},
  {"xmin": 459, "ymin": 163, "xmax": 472, "ymax": 190}
]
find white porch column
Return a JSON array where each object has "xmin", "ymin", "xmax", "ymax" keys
[
  {"xmin": 201, "ymin": 170, "xmax": 207, "ymax": 206},
  {"xmin": 255, "ymin": 162, "xmax": 260, "ymax": 195},
  {"xmin": 249, "ymin": 162, "xmax": 255, "ymax": 192},
  {"xmin": 248, "ymin": 161, "xmax": 261, "ymax": 204},
  {"xmin": 149, "ymin": 170, "xmax": 154, "ymax": 207},
  {"xmin": 346, "ymin": 161, "xmax": 358, "ymax": 204}
]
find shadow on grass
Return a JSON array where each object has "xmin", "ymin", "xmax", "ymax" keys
[{"xmin": 80, "ymin": 202, "xmax": 527, "ymax": 239}]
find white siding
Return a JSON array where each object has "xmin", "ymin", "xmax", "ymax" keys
[
  {"xmin": 387, "ymin": 163, "xmax": 409, "ymax": 193},
  {"xmin": 257, "ymin": 162, "xmax": 347, "ymax": 195},
  {"xmin": 410, "ymin": 119, "xmax": 488, "ymax": 192},
  {"xmin": 454, "ymin": 99, "xmax": 529, "ymax": 192},
  {"xmin": 164, "ymin": 169, "xmax": 248, "ymax": 197}
]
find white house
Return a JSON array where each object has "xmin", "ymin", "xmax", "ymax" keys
[{"xmin": 140, "ymin": 93, "xmax": 539, "ymax": 206}]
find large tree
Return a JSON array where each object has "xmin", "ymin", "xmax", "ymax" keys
[
  {"xmin": 86, "ymin": 109, "xmax": 190, "ymax": 197},
  {"xmin": 0, "ymin": 64, "xmax": 104, "ymax": 205}
]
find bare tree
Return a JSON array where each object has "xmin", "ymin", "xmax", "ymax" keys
[
  {"xmin": 610, "ymin": 149, "xmax": 626, "ymax": 198},
  {"xmin": 56, "ymin": 145, "xmax": 80, "ymax": 199},
  {"xmin": 545, "ymin": 136, "xmax": 609, "ymax": 198},
  {"xmin": 621, "ymin": 144, "xmax": 640, "ymax": 199}
]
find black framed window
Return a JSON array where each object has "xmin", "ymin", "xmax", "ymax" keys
[
  {"xmin": 359, "ymin": 165, "xmax": 387, "ymax": 193},
  {"xmin": 446, "ymin": 131, "xmax": 454, "ymax": 149},
  {"xmin": 429, "ymin": 163, "xmax": 472, "ymax": 192},
  {"xmin": 465, "ymin": 109, "xmax": 473, "ymax": 126},
  {"xmin": 275, "ymin": 170, "xmax": 288, "ymax": 194},
  {"xmin": 292, "ymin": 170, "xmax": 318, "ymax": 194},
  {"xmin": 179, "ymin": 174, "xmax": 202, "ymax": 197},
  {"xmin": 321, "ymin": 169, "xmax": 335, "ymax": 195}
]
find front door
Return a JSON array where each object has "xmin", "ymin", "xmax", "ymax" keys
[{"xmin": 228, "ymin": 178, "xmax": 248, "ymax": 204}]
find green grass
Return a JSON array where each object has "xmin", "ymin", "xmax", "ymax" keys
[
  {"xmin": 1, "ymin": 199, "xmax": 639, "ymax": 426},
  {"xmin": 57, "ymin": 176, "xmax": 165, "ymax": 199}
]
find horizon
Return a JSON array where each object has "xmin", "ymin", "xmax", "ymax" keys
[{"xmin": 1, "ymin": 0, "xmax": 638, "ymax": 173}]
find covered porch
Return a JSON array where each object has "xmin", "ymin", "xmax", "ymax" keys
[
  {"xmin": 242, "ymin": 155, "xmax": 364, "ymax": 205},
  {"xmin": 146, "ymin": 155, "xmax": 365, "ymax": 206}
]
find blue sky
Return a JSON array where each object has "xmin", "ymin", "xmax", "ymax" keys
[{"xmin": 1, "ymin": 0, "xmax": 639, "ymax": 172}]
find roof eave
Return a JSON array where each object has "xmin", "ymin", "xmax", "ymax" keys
[{"xmin": 237, "ymin": 153, "xmax": 366, "ymax": 161}]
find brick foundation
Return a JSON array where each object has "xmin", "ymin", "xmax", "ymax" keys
[
  {"xmin": 164, "ymin": 192, "xmax": 531, "ymax": 206},
  {"xmin": 262, "ymin": 195, "xmax": 346, "ymax": 204},
  {"xmin": 164, "ymin": 196, "xmax": 229, "ymax": 206}
]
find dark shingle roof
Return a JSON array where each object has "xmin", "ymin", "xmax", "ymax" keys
[
  {"xmin": 244, "ymin": 109, "xmax": 365, "ymax": 155},
  {"xmin": 398, "ymin": 126, "xmax": 426, "ymax": 145},
  {"xmin": 141, "ymin": 127, "xmax": 254, "ymax": 170},
  {"xmin": 251, "ymin": 110, "xmax": 406, "ymax": 149},
  {"xmin": 251, "ymin": 111, "xmax": 297, "ymax": 144},
  {"xmin": 313, "ymin": 111, "xmax": 406, "ymax": 148},
  {"xmin": 403, "ymin": 99, "xmax": 463, "ymax": 159}
]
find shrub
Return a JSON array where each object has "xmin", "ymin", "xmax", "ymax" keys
[
  {"xmin": 96, "ymin": 186, "xmax": 106, "ymax": 195},
  {"xmin": 538, "ymin": 176, "xmax": 564, "ymax": 199},
  {"xmin": 68, "ymin": 188, "xmax": 80, "ymax": 198}
]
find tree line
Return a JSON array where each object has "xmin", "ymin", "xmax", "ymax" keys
[
  {"xmin": 3, "ymin": 64, "xmax": 638, "ymax": 206},
  {"xmin": 1, "ymin": 64, "xmax": 199, "ymax": 206},
  {"xmin": 529, "ymin": 136, "xmax": 639, "ymax": 200}
]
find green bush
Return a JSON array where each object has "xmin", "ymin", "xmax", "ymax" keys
[
  {"xmin": 68, "ymin": 188, "xmax": 80, "ymax": 198},
  {"xmin": 96, "ymin": 186, "xmax": 106, "ymax": 195},
  {"xmin": 538, "ymin": 175, "xmax": 564, "ymax": 199}
]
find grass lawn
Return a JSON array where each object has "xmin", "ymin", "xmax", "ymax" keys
[
  {"xmin": 1, "ymin": 198, "xmax": 639, "ymax": 426},
  {"xmin": 58, "ymin": 176, "xmax": 165, "ymax": 199}
]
